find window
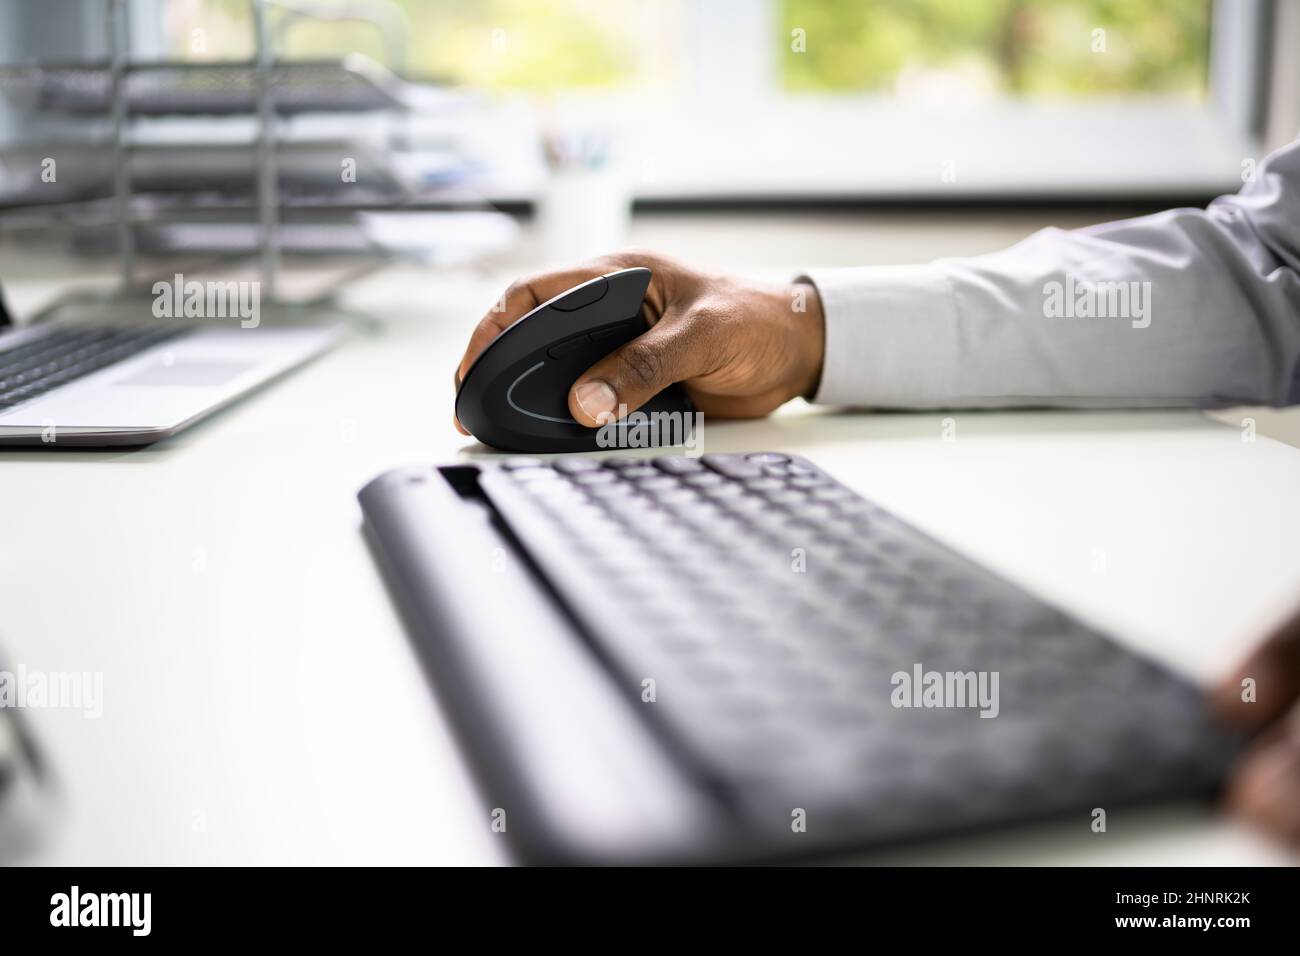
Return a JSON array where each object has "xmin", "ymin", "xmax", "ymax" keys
[{"xmin": 143, "ymin": 0, "xmax": 1272, "ymax": 200}]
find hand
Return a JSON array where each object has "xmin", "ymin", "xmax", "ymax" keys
[
  {"xmin": 1212, "ymin": 603, "xmax": 1300, "ymax": 844},
  {"xmin": 454, "ymin": 250, "xmax": 824, "ymax": 434}
]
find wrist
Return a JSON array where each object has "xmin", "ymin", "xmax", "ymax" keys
[{"xmin": 788, "ymin": 281, "xmax": 825, "ymax": 401}]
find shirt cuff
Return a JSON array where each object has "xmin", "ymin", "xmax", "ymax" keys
[{"xmin": 798, "ymin": 264, "xmax": 961, "ymax": 408}]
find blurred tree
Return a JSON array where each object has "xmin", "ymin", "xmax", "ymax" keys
[
  {"xmin": 185, "ymin": 0, "xmax": 646, "ymax": 90},
  {"xmin": 171, "ymin": 0, "xmax": 1211, "ymax": 99},
  {"xmin": 779, "ymin": 0, "xmax": 1211, "ymax": 98},
  {"xmin": 382, "ymin": 0, "xmax": 637, "ymax": 90}
]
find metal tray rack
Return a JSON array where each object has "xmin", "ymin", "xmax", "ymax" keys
[{"xmin": 0, "ymin": 0, "xmax": 441, "ymax": 307}]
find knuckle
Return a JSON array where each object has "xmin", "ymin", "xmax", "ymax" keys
[
  {"xmin": 613, "ymin": 247, "xmax": 658, "ymax": 267},
  {"xmin": 503, "ymin": 276, "xmax": 532, "ymax": 301},
  {"xmin": 684, "ymin": 303, "xmax": 732, "ymax": 335},
  {"xmin": 686, "ymin": 304, "xmax": 720, "ymax": 326},
  {"xmin": 593, "ymin": 251, "xmax": 633, "ymax": 271}
]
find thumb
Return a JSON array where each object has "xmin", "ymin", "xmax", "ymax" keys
[{"xmin": 568, "ymin": 318, "xmax": 712, "ymax": 426}]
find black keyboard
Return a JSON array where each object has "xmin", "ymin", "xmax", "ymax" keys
[
  {"xmin": 361, "ymin": 452, "xmax": 1242, "ymax": 862},
  {"xmin": 0, "ymin": 325, "xmax": 191, "ymax": 409}
]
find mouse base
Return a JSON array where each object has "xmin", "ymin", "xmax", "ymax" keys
[{"xmin": 474, "ymin": 385, "xmax": 697, "ymax": 454}]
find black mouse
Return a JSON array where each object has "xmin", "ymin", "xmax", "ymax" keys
[{"xmin": 455, "ymin": 267, "xmax": 696, "ymax": 453}]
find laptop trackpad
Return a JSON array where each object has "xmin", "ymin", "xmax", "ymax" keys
[{"xmin": 115, "ymin": 360, "xmax": 254, "ymax": 387}]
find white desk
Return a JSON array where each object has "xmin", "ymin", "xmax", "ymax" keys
[{"xmin": 2, "ymin": 261, "xmax": 1298, "ymax": 866}]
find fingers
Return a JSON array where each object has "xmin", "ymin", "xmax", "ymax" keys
[
  {"xmin": 568, "ymin": 312, "xmax": 718, "ymax": 426},
  {"xmin": 1212, "ymin": 604, "xmax": 1300, "ymax": 730},
  {"xmin": 1215, "ymin": 603, "xmax": 1300, "ymax": 845},
  {"xmin": 1223, "ymin": 724, "xmax": 1300, "ymax": 845},
  {"xmin": 452, "ymin": 367, "xmax": 470, "ymax": 435},
  {"xmin": 455, "ymin": 263, "xmax": 615, "ymax": 385}
]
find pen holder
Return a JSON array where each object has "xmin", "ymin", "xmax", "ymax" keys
[{"xmin": 536, "ymin": 160, "xmax": 631, "ymax": 267}]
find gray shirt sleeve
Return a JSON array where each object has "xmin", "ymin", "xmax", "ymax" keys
[{"xmin": 803, "ymin": 137, "xmax": 1300, "ymax": 410}]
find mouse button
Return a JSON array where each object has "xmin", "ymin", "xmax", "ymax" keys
[
  {"xmin": 545, "ymin": 333, "xmax": 592, "ymax": 359},
  {"xmin": 548, "ymin": 276, "xmax": 609, "ymax": 312},
  {"xmin": 588, "ymin": 320, "xmax": 636, "ymax": 342}
]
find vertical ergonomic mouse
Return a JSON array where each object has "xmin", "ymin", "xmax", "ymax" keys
[{"xmin": 454, "ymin": 267, "xmax": 696, "ymax": 453}]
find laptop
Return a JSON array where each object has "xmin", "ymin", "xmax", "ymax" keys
[
  {"xmin": 0, "ymin": 282, "xmax": 340, "ymax": 445},
  {"xmin": 359, "ymin": 453, "xmax": 1243, "ymax": 865}
]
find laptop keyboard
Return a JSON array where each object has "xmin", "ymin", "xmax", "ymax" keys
[
  {"xmin": 475, "ymin": 452, "xmax": 1239, "ymax": 839},
  {"xmin": 0, "ymin": 325, "xmax": 191, "ymax": 409}
]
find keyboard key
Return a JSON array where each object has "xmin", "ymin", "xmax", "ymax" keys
[
  {"xmin": 812, "ymin": 486, "xmax": 855, "ymax": 502},
  {"xmin": 702, "ymin": 454, "xmax": 764, "ymax": 480},
  {"xmin": 683, "ymin": 472, "xmax": 724, "ymax": 487},
  {"xmin": 653, "ymin": 456, "xmax": 705, "ymax": 475},
  {"xmin": 620, "ymin": 466, "xmax": 660, "ymax": 480},
  {"xmin": 554, "ymin": 458, "xmax": 603, "ymax": 474},
  {"xmin": 763, "ymin": 490, "xmax": 806, "ymax": 507}
]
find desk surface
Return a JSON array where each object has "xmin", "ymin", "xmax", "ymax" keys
[{"xmin": 2, "ymin": 262, "xmax": 1298, "ymax": 865}]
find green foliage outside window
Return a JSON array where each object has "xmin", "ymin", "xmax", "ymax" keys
[
  {"xmin": 778, "ymin": 0, "xmax": 1211, "ymax": 97},
  {"xmin": 175, "ymin": 0, "xmax": 1213, "ymax": 98}
]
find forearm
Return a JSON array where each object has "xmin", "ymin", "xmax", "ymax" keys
[{"xmin": 804, "ymin": 142, "xmax": 1300, "ymax": 411}]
